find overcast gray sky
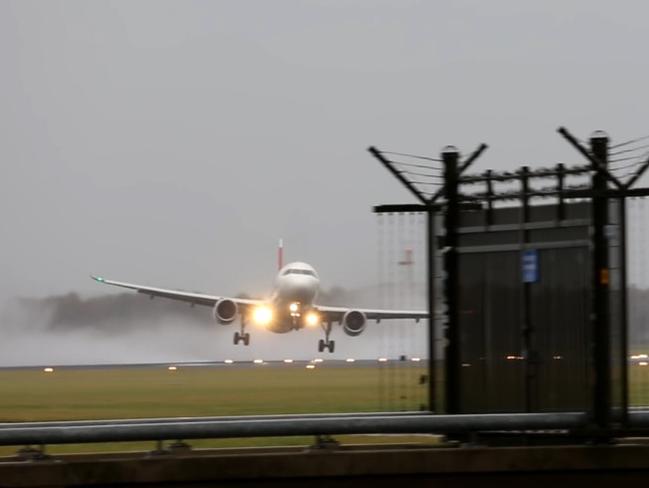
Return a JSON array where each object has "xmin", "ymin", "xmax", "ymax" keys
[{"xmin": 1, "ymin": 0, "xmax": 648, "ymax": 301}]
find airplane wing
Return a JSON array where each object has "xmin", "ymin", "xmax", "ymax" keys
[
  {"xmin": 90, "ymin": 275, "xmax": 262, "ymax": 308},
  {"xmin": 315, "ymin": 304, "xmax": 428, "ymax": 323}
]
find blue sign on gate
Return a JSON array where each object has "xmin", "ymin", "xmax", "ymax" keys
[{"xmin": 522, "ymin": 249, "xmax": 539, "ymax": 283}]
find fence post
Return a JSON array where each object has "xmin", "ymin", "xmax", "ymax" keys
[
  {"xmin": 619, "ymin": 196, "xmax": 629, "ymax": 426},
  {"xmin": 590, "ymin": 131, "xmax": 611, "ymax": 429},
  {"xmin": 442, "ymin": 146, "xmax": 461, "ymax": 414},
  {"xmin": 427, "ymin": 207, "xmax": 436, "ymax": 412}
]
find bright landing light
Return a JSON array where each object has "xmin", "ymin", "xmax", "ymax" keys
[
  {"xmin": 43, "ymin": 367, "xmax": 54, "ymax": 373},
  {"xmin": 305, "ymin": 311, "xmax": 320, "ymax": 327},
  {"xmin": 289, "ymin": 302, "xmax": 299, "ymax": 313},
  {"xmin": 167, "ymin": 366, "xmax": 177, "ymax": 371},
  {"xmin": 252, "ymin": 306, "xmax": 273, "ymax": 326}
]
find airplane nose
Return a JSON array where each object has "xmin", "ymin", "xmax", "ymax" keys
[{"xmin": 281, "ymin": 276, "xmax": 317, "ymax": 302}]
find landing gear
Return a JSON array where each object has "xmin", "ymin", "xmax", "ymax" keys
[
  {"xmin": 318, "ymin": 339, "xmax": 335, "ymax": 353},
  {"xmin": 233, "ymin": 317, "xmax": 250, "ymax": 346},
  {"xmin": 318, "ymin": 322, "xmax": 335, "ymax": 353},
  {"xmin": 233, "ymin": 331, "xmax": 250, "ymax": 346}
]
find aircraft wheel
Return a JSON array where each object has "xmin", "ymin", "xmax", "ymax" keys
[
  {"xmin": 233, "ymin": 332, "xmax": 240, "ymax": 345},
  {"xmin": 318, "ymin": 339, "xmax": 325, "ymax": 353},
  {"xmin": 243, "ymin": 333, "xmax": 250, "ymax": 346},
  {"xmin": 328, "ymin": 340, "xmax": 335, "ymax": 353}
]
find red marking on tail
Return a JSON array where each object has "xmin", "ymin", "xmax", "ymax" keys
[{"xmin": 278, "ymin": 239, "xmax": 284, "ymax": 271}]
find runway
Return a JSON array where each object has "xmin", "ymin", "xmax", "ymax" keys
[{"xmin": 0, "ymin": 357, "xmax": 426, "ymax": 371}]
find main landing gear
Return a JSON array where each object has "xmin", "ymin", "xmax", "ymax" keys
[
  {"xmin": 318, "ymin": 322, "xmax": 335, "ymax": 353},
  {"xmin": 233, "ymin": 316, "xmax": 250, "ymax": 346}
]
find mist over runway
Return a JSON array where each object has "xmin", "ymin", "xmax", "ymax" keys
[{"xmin": 0, "ymin": 285, "xmax": 427, "ymax": 366}]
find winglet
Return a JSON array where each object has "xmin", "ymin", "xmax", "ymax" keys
[{"xmin": 91, "ymin": 275, "xmax": 105, "ymax": 283}]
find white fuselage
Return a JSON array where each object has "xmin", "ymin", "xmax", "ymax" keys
[{"xmin": 266, "ymin": 261, "xmax": 320, "ymax": 333}]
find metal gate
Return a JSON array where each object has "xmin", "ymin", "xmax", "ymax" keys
[{"xmin": 456, "ymin": 204, "xmax": 591, "ymax": 412}]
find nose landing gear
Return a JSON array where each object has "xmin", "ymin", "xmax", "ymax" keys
[
  {"xmin": 233, "ymin": 316, "xmax": 250, "ymax": 346},
  {"xmin": 318, "ymin": 321, "xmax": 335, "ymax": 353}
]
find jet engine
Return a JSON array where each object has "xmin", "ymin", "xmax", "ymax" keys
[
  {"xmin": 213, "ymin": 299, "xmax": 238, "ymax": 325},
  {"xmin": 342, "ymin": 310, "xmax": 367, "ymax": 337}
]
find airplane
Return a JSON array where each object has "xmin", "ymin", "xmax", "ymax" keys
[{"xmin": 91, "ymin": 241, "xmax": 427, "ymax": 353}]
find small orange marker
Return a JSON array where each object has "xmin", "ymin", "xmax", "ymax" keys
[{"xmin": 600, "ymin": 268, "xmax": 609, "ymax": 285}]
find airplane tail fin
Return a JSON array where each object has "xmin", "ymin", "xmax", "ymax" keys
[{"xmin": 278, "ymin": 239, "xmax": 284, "ymax": 271}]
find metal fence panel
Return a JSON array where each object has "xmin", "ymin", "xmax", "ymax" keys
[
  {"xmin": 532, "ymin": 246, "xmax": 591, "ymax": 411},
  {"xmin": 483, "ymin": 251, "xmax": 526, "ymax": 412},
  {"xmin": 457, "ymin": 203, "xmax": 591, "ymax": 414}
]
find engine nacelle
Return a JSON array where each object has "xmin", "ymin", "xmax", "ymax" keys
[
  {"xmin": 342, "ymin": 310, "xmax": 367, "ymax": 337},
  {"xmin": 213, "ymin": 299, "xmax": 238, "ymax": 325}
]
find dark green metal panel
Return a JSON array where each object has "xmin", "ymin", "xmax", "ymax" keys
[{"xmin": 456, "ymin": 203, "xmax": 592, "ymax": 413}]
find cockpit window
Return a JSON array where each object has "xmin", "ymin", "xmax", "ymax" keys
[{"xmin": 282, "ymin": 268, "xmax": 317, "ymax": 277}]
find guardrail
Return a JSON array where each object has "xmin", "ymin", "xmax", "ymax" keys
[
  {"xmin": 0, "ymin": 411, "xmax": 426, "ymax": 429},
  {"xmin": 0, "ymin": 412, "xmax": 593, "ymax": 445},
  {"xmin": 3, "ymin": 411, "xmax": 649, "ymax": 446}
]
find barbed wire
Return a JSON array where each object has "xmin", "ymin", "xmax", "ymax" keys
[
  {"xmin": 388, "ymin": 159, "xmax": 442, "ymax": 171},
  {"xmin": 618, "ymin": 171, "xmax": 644, "ymax": 181},
  {"xmin": 379, "ymin": 150, "xmax": 443, "ymax": 163},
  {"xmin": 609, "ymin": 155, "xmax": 644, "ymax": 164},
  {"xmin": 398, "ymin": 169, "xmax": 444, "ymax": 179},
  {"xmin": 609, "ymin": 160, "xmax": 645, "ymax": 172},
  {"xmin": 409, "ymin": 180, "xmax": 441, "ymax": 186},
  {"xmin": 609, "ymin": 143, "xmax": 649, "ymax": 157},
  {"xmin": 463, "ymin": 183, "xmax": 593, "ymax": 202},
  {"xmin": 610, "ymin": 134, "xmax": 649, "ymax": 150}
]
